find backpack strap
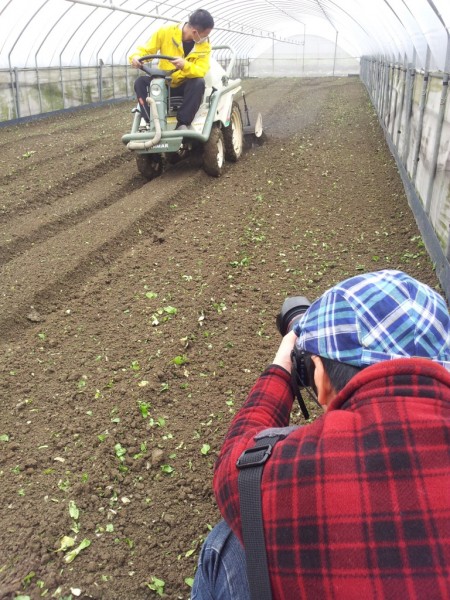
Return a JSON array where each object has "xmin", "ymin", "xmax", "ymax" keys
[{"xmin": 236, "ymin": 426, "xmax": 299, "ymax": 600}]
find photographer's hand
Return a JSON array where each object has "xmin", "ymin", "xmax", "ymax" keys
[{"xmin": 273, "ymin": 330, "xmax": 297, "ymax": 373}]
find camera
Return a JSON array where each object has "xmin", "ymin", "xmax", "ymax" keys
[
  {"xmin": 276, "ymin": 296, "xmax": 316, "ymax": 418},
  {"xmin": 276, "ymin": 296, "xmax": 311, "ymax": 336}
]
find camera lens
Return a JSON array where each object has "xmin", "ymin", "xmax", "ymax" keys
[{"xmin": 276, "ymin": 296, "xmax": 311, "ymax": 336}]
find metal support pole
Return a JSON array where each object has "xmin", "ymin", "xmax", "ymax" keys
[
  {"xmin": 79, "ymin": 63, "xmax": 84, "ymax": 104},
  {"xmin": 382, "ymin": 61, "xmax": 390, "ymax": 124},
  {"xmin": 112, "ymin": 62, "xmax": 115, "ymax": 99},
  {"xmin": 332, "ymin": 30, "xmax": 338, "ymax": 76},
  {"xmin": 377, "ymin": 61, "xmax": 383, "ymax": 113},
  {"xmin": 392, "ymin": 65, "xmax": 401, "ymax": 137},
  {"xmin": 272, "ymin": 35, "xmax": 275, "ymax": 76},
  {"xmin": 386, "ymin": 63, "xmax": 394, "ymax": 132},
  {"xmin": 13, "ymin": 67, "xmax": 20, "ymax": 119},
  {"xmin": 411, "ymin": 70, "xmax": 429, "ymax": 183},
  {"xmin": 378, "ymin": 61, "xmax": 384, "ymax": 118},
  {"xmin": 401, "ymin": 66, "xmax": 415, "ymax": 167},
  {"xmin": 36, "ymin": 65, "xmax": 43, "ymax": 114},
  {"xmin": 378, "ymin": 62, "xmax": 386, "ymax": 123},
  {"xmin": 425, "ymin": 74, "xmax": 449, "ymax": 215},
  {"xmin": 99, "ymin": 60, "xmax": 103, "ymax": 102},
  {"xmin": 374, "ymin": 60, "xmax": 378, "ymax": 101},
  {"xmin": 372, "ymin": 61, "xmax": 378, "ymax": 108},
  {"xmin": 302, "ymin": 25, "xmax": 305, "ymax": 75},
  {"xmin": 395, "ymin": 67, "xmax": 406, "ymax": 148},
  {"xmin": 60, "ymin": 62, "xmax": 66, "ymax": 109}
]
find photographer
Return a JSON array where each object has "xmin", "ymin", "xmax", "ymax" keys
[{"xmin": 192, "ymin": 270, "xmax": 450, "ymax": 599}]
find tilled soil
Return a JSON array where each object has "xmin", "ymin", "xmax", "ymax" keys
[{"xmin": 0, "ymin": 77, "xmax": 439, "ymax": 599}]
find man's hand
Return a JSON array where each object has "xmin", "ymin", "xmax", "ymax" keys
[
  {"xmin": 170, "ymin": 57, "xmax": 185, "ymax": 70},
  {"xmin": 131, "ymin": 57, "xmax": 142, "ymax": 69},
  {"xmin": 273, "ymin": 330, "xmax": 297, "ymax": 373}
]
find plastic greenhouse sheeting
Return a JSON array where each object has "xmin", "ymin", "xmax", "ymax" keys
[{"xmin": 0, "ymin": 0, "xmax": 449, "ymax": 71}]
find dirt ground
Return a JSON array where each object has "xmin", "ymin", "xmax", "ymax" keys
[{"xmin": 0, "ymin": 77, "xmax": 440, "ymax": 599}]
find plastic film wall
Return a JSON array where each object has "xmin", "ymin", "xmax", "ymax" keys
[{"xmin": 361, "ymin": 59, "xmax": 450, "ymax": 298}]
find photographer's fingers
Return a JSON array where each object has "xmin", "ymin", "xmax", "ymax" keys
[{"xmin": 273, "ymin": 330, "xmax": 297, "ymax": 373}]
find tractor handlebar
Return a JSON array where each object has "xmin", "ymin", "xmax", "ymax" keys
[{"xmin": 136, "ymin": 55, "xmax": 178, "ymax": 77}]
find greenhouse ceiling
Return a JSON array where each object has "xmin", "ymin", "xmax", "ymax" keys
[{"xmin": 0, "ymin": 0, "xmax": 449, "ymax": 71}]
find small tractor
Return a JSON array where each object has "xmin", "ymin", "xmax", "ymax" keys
[{"xmin": 122, "ymin": 46, "xmax": 263, "ymax": 179}]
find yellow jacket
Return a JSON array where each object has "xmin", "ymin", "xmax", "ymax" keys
[{"xmin": 129, "ymin": 22, "xmax": 211, "ymax": 88}]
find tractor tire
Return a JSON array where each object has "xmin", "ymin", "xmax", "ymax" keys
[
  {"xmin": 203, "ymin": 125, "xmax": 225, "ymax": 177},
  {"xmin": 135, "ymin": 153, "xmax": 163, "ymax": 180},
  {"xmin": 223, "ymin": 101, "xmax": 244, "ymax": 162}
]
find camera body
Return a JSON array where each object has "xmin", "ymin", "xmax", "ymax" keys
[{"xmin": 276, "ymin": 296, "xmax": 312, "ymax": 389}]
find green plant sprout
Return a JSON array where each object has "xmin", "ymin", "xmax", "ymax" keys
[
  {"xmin": 151, "ymin": 305, "xmax": 178, "ymax": 326},
  {"xmin": 211, "ymin": 299, "xmax": 227, "ymax": 313},
  {"xmin": 64, "ymin": 538, "xmax": 91, "ymax": 563},
  {"xmin": 138, "ymin": 401, "xmax": 151, "ymax": 418},
  {"xmin": 200, "ymin": 444, "xmax": 211, "ymax": 455},
  {"xmin": 145, "ymin": 576, "xmax": 165, "ymax": 596},
  {"xmin": 172, "ymin": 355, "xmax": 188, "ymax": 365},
  {"xmin": 133, "ymin": 442, "xmax": 148, "ymax": 459},
  {"xmin": 161, "ymin": 464, "xmax": 174, "ymax": 474},
  {"xmin": 114, "ymin": 443, "xmax": 127, "ymax": 464},
  {"xmin": 149, "ymin": 416, "xmax": 166, "ymax": 428}
]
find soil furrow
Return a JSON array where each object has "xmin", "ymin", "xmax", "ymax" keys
[
  {"xmin": 0, "ymin": 101, "xmax": 132, "ymax": 147},
  {"xmin": 0, "ymin": 170, "xmax": 147, "ymax": 266},
  {"xmin": 0, "ymin": 151, "xmax": 134, "ymax": 218},
  {"xmin": 0, "ymin": 163, "xmax": 215, "ymax": 340},
  {"xmin": 0, "ymin": 134, "xmax": 124, "ymax": 186}
]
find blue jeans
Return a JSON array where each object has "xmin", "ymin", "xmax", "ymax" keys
[{"xmin": 191, "ymin": 520, "xmax": 250, "ymax": 600}]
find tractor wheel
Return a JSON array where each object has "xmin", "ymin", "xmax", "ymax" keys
[
  {"xmin": 223, "ymin": 101, "xmax": 244, "ymax": 162},
  {"xmin": 135, "ymin": 153, "xmax": 163, "ymax": 180},
  {"xmin": 203, "ymin": 125, "xmax": 225, "ymax": 177}
]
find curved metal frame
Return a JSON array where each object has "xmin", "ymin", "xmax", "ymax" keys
[{"xmin": 1, "ymin": 0, "xmax": 450, "ymax": 123}]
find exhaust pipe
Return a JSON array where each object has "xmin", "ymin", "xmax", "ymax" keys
[{"xmin": 127, "ymin": 96, "xmax": 162, "ymax": 151}]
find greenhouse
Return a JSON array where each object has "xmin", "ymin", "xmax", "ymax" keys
[{"xmin": 1, "ymin": 1, "xmax": 450, "ymax": 598}]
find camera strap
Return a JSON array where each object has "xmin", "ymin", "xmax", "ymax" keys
[
  {"xmin": 291, "ymin": 352, "xmax": 310, "ymax": 420},
  {"xmin": 236, "ymin": 426, "xmax": 298, "ymax": 600}
]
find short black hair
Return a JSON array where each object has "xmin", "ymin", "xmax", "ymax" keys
[
  {"xmin": 188, "ymin": 9, "xmax": 214, "ymax": 31},
  {"xmin": 321, "ymin": 356, "xmax": 364, "ymax": 392},
  {"xmin": 304, "ymin": 352, "xmax": 364, "ymax": 393}
]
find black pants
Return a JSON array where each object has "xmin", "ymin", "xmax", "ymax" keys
[{"xmin": 134, "ymin": 76, "xmax": 205, "ymax": 125}]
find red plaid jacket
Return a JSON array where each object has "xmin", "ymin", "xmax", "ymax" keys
[{"xmin": 214, "ymin": 358, "xmax": 450, "ymax": 599}]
